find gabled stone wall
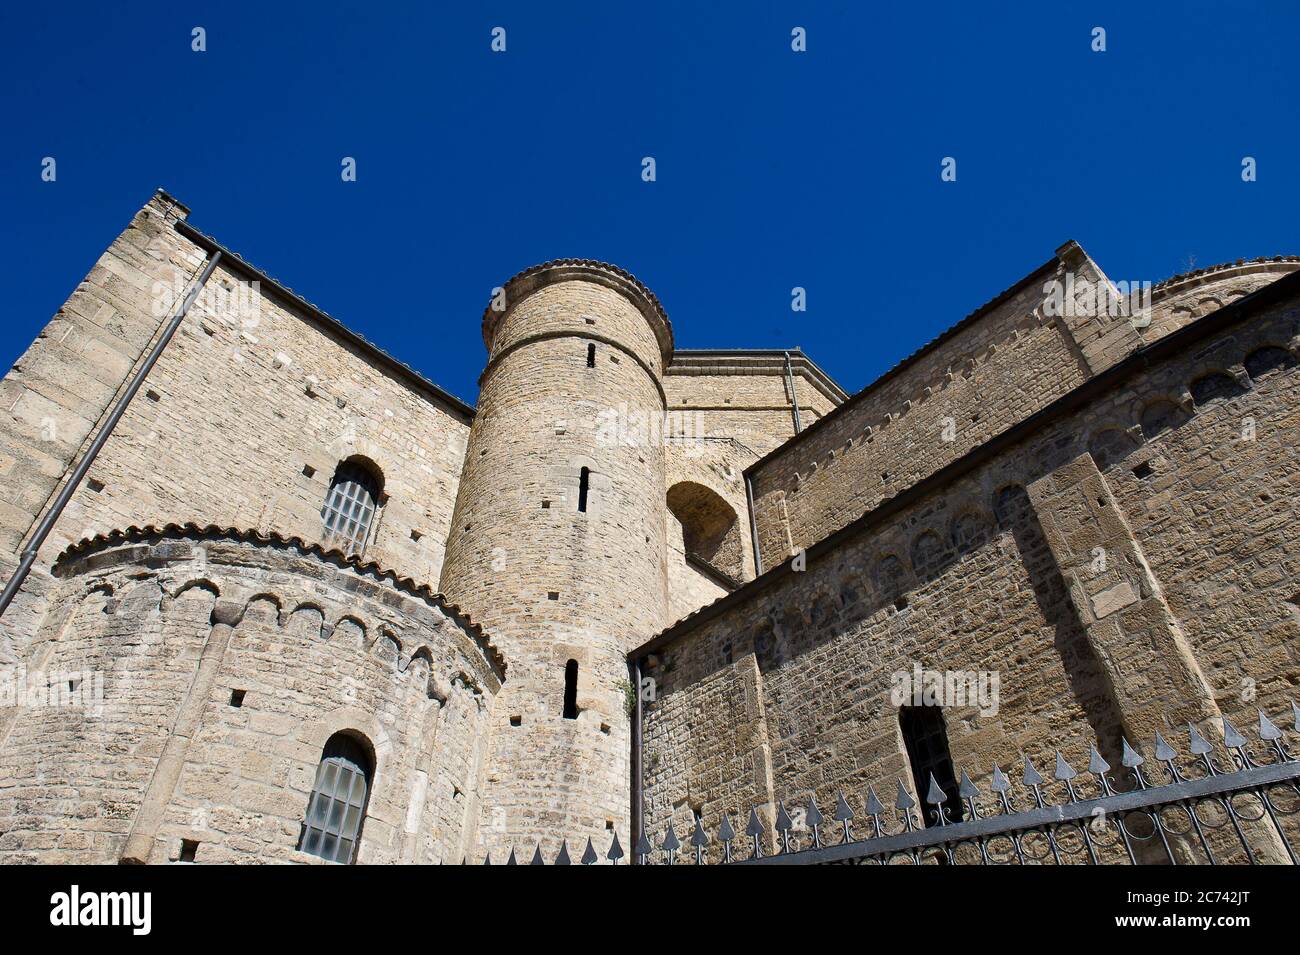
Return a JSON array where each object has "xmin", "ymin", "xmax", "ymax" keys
[{"xmin": 636, "ymin": 283, "xmax": 1300, "ymax": 864}]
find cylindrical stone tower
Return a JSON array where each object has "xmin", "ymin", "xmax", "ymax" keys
[{"xmin": 440, "ymin": 260, "xmax": 672, "ymax": 856}]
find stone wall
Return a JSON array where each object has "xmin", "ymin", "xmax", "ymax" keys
[
  {"xmin": 0, "ymin": 193, "xmax": 200, "ymax": 556},
  {"xmin": 745, "ymin": 249, "xmax": 1107, "ymax": 569},
  {"xmin": 0, "ymin": 527, "xmax": 503, "ymax": 864},
  {"xmin": 664, "ymin": 351, "xmax": 844, "ymax": 585},
  {"xmin": 747, "ymin": 251, "xmax": 1300, "ymax": 573},
  {"xmin": 1142, "ymin": 258, "xmax": 1299, "ymax": 343},
  {"xmin": 635, "ymin": 281, "xmax": 1300, "ymax": 863},
  {"xmin": 0, "ymin": 192, "xmax": 473, "ymax": 627},
  {"xmin": 665, "ymin": 351, "xmax": 842, "ymax": 457},
  {"xmin": 440, "ymin": 266, "xmax": 672, "ymax": 857}
]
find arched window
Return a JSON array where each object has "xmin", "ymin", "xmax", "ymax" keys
[
  {"xmin": 297, "ymin": 732, "xmax": 373, "ymax": 864},
  {"xmin": 899, "ymin": 706, "xmax": 962, "ymax": 827},
  {"xmin": 321, "ymin": 459, "xmax": 382, "ymax": 555},
  {"xmin": 563, "ymin": 660, "xmax": 579, "ymax": 719}
]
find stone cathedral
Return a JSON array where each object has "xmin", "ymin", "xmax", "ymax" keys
[{"xmin": 0, "ymin": 190, "xmax": 1296, "ymax": 864}]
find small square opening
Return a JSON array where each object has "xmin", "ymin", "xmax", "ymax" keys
[
  {"xmin": 302, "ymin": 464, "xmax": 316, "ymax": 478},
  {"xmin": 547, "ymin": 591, "xmax": 559, "ymax": 601},
  {"xmin": 1132, "ymin": 461, "xmax": 1153, "ymax": 479},
  {"xmin": 410, "ymin": 529, "xmax": 423, "ymax": 542},
  {"xmin": 229, "ymin": 689, "xmax": 246, "ymax": 708},
  {"xmin": 87, "ymin": 478, "xmax": 105, "ymax": 493},
  {"xmin": 179, "ymin": 840, "xmax": 198, "ymax": 863},
  {"xmin": 509, "ymin": 715, "xmax": 522, "ymax": 727}
]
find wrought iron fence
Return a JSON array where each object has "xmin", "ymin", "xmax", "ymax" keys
[{"xmin": 476, "ymin": 706, "xmax": 1300, "ymax": 864}]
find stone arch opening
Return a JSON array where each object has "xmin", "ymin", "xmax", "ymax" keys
[
  {"xmin": 1244, "ymin": 345, "xmax": 1295, "ymax": 381},
  {"xmin": 1139, "ymin": 399, "xmax": 1191, "ymax": 440},
  {"xmin": 666, "ymin": 481, "xmax": 744, "ymax": 580},
  {"xmin": 1087, "ymin": 427, "xmax": 1138, "ymax": 471},
  {"xmin": 1188, "ymin": 371, "xmax": 1247, "ymax": 407}
]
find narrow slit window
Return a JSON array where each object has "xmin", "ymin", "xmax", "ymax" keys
[
  {"xmin": 563, "ymin": 660, "xmax": 579, "ymax": 719},
  {"xmin": 577, "ymin": 467, "xmax": 589, "ymax": 513},
  {"xmin": 899, "ymin": 706, "xmax": 963, "ymax": 827},
  {"xmin": 586, "ymin": 343, "xmax": 596, "ymax": 367}
]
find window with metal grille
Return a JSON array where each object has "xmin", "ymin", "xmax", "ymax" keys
[
  {"xmin": 899, "ymin": 705, "xmax": 963, "ymax": 826},
  {"xmin": 321, "ymin": 460, "xmax": 381, "ymax": 554},
  {"xmin": 297, "ymin": 733, "xmax": 372, "ymax": 864}
]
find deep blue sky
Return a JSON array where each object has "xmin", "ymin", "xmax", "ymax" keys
[{"xmin": 2, "ymin": 2, "xmax": 1296, "ymax": 405}]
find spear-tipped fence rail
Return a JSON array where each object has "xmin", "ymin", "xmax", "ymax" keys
[{"xmin": 471, "ymin": 705, "xmax": 1300, "ymax": 865}]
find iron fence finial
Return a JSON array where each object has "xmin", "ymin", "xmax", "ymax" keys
[
  {"xmin": 990, "ymin": 765, "xmax": 1011, "ymax": 793},
  {"xmin": 718, "ymin": 813, "xmax": 736, "ymax": 863},
  {"xmin": 1154, "ymin": 732, "xmax": 1177, "ymax": 762},
  {"xmin": 1120, "ymin": 737, "xmax": 1144, "ymax": 767},
  {"xmin": 1258, "ymin": 709, "xmax": 1281, "ymax": 741},
  {"xmin": 662, "ymin": 824, "xmax": 680, "ymax": 864},
  {"xmin": 1054, "ymin": 751, "xmax": 1077, "ymax": 782},
  {"xmin": 925, "ymin": 772, "xmax": 947, "ymax": 806},
  {"xmin": 806, "ymin": 796, "xmax": 824, "ymax": 848},
  {"xmin": 1087, "ymin": 745, "xmax": 1110, "ymax": 776},
  {"xmin": 775, "ymin": 801, "xmax": 794, "ymax": 853},
  {"xmin": 864, "ymin": 786, "xmax": 884, "ymax": 816},
  {"xmin": 958, "ymin": 769, "xmax": 978, "ymax": 797},
  {"xmin": 1187, "ymin": 722, "xmax": 1213, "ymax": 755},
  {"xmin": 634, "ymin": 823, "xmax": 652, "ymax": 862},
  {"xmin": 690, "ymin": 815, "xmax": 709, "ymax": 847},
  {"xmin": 833, "ymin": 791, "xmax": 855, "ymax": 843},
  {"xmin": 1222, "ymin": 716, "xmax": 1247, "ymax": 750},
  {"xmin": 894, "ymin": 780, "xmax": 915, "ymax": 811},
  {"xmin": 1022, "ymin": 754, "xmax": 1044, "ymax": 787},
  {"xmin": 745, "ymin": 807, "xmax": 765, "ymax": 859}
]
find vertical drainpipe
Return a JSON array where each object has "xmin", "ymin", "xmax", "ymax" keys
[
  {"xmin": 745, "ymin": 471, "xmax": 763, "ymax": 577},
  {"xmin": 783, "ymin": 350, "xmax": 803, "ymax": 434},
  {"xmin": 629, "ymin": 655, "xmax": 644, "ymax": 864},
  {"xmin": 0, "ymin": 249, "xmax": 223, "ymax": 619}
]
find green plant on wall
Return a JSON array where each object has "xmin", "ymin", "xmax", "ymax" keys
[{"xmin": 616, "ymin": 677, "xmax": 637, "ymax": 717}]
